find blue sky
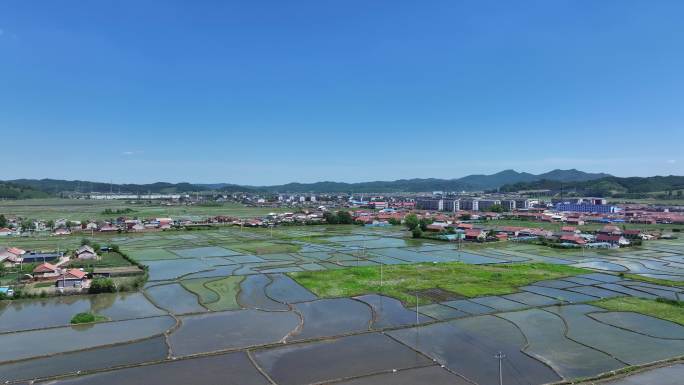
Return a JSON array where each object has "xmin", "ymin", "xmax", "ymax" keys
[{"xmin": 1, "ymin": 0, "xmax": 682, "ymax": 184}]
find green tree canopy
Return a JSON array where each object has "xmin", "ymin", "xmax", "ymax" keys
[
  {"xmin": 404, "ymin": 213, "xmax": 419, "ymax": 230},
  {"xmin": 336, "ymin": 210, "xmax": 353, "ymax": 224}
]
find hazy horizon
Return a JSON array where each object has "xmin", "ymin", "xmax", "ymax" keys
[{"xmin": 3, "ymin": 168, "xmax": 683, "ymax": 187}]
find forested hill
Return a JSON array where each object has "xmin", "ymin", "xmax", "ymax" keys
[
  {"xmin": 498, "ymin": 176, "xmax": 684, "ymax": 197},
  {"xmin": 0, "ymin": 182, "xmax": 51, "ymax": 199},
  {"xmin": 4, "ymin": 169, "xmax": 609, "ymax": 195}
]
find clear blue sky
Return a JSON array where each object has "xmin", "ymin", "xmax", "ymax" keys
[{"xmin": 1, "ymin": 0, "xmax": 682, "ymax": 184}]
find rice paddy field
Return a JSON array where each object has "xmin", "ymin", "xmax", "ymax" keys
[{"xmin": 1, "ymin": 212, "xmax": 684, "ymax": 384}]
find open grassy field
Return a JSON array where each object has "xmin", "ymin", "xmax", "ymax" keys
[
  {"xmin": 66, "ymin": 251, "xmax": 133, "ymax": 269},
  {"xmin": 203, "ymin": 276, "xmax": 243, "ymax": 311},
  {"xmin": 180, "ymin": 276, "xmax": 243, "ymax": 311},
  {"xmin": 592, "ymin": 297, "xmax": 684, "ymax": 326},
  {"xmin": 0, "ymin": 198, "xmax": 289, "ymax": 221},
  {"xmin": 289, "ymin": 262, "xmax": 588, "ymax": 306}
]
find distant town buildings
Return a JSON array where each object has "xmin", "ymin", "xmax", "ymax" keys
[{"xmin": 555, "ymin": 202, "xmax": 618, "ymax": 214}]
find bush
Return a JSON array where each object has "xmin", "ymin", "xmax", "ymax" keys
[
  {"xmin": 89, "ymin": 278, "xmax": 116, "ymax": 294},
  {"xmin": 70, "ymin": 312, "xmax": 106, "ymax": 324},
  {"xmin": 71, "ymin": 312, "xmax": 96, "ymax": 324},
  {"xmin": 412, "ymin": 228, "xmax": 423, "ymax": 238},
  {"xmin": 337, "ymin": 211, "xmax": 353, "ymax": 224}
]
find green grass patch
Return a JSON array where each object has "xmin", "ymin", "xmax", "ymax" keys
[
  {"xmin": 623, "ymin": 274, "xmax": 684, "ymax": 288},
  {"xmin": 181, "ymin": 276, "xmax": 244, "ymax": 311},
  {"xmin": 289, "ymin": 262, "xmax": 587, "ymax": 306},
  {"xmin": 592, "ymin": 297, "xmax": 684, "ymax": 325},
  {"xmin": 204, "ymin": 276, "xmax": 243, "ymax": 311},
  {"xmin": 70, "ymin": 312, "xmax": 108, "ymax": 324},
  {"xmin": 33, "ymin": 281, "xmax": 55, "ymax": 288},
  {"xmin": 181, "ymin": 278, "xmax": 219, "ymax": 304},
  {"xmin": 67, "ymin": 252, "xmax": 132, "ymax": 268},
  {"xmin": 233, "ymin": 241, "xmax": 301, "ymax": 255}
]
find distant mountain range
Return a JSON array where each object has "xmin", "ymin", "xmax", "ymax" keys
[
  {"xmin": 498, "ymin": 175, "xmax": 684, "ymax": 198},
  {"xmin": 2, "ymin": 169, "xmax": 611, "ymax": 196},
  {"xmin": 242, "ymin": 169, "xmax": 611, "ymax": 193}
]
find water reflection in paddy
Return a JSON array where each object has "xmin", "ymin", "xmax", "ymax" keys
[
  {"xmin": 38, "ymin": 351, "xmax": 269, "ymax": 385},
  {"xmin": 145, "ymin": 283, "xmax": 206, "ymax": 315},
  {"xmin": 169, "ymin": 310, "xmax": 299, "ymax": 356},
  {"xmin": 0, "ymin": 293, "xmax": 165, "ymax": 333},
  {"xmin": 0, "ymin": 316, "xmax": 175, "ymax": 363},
  {"xmin": 0, "ymin": 336, "xmax": 168, "ymax": 382},
  {"xmin": 254, "ymin": 333, "xmax": 431, "ymax": 385}
]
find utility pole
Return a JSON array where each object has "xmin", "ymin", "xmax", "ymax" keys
[
  {"xmin": 380, "ymin": 263, "xmax": 383, "ymax": 291},
  {"xmin": 415, "ymin": 293, "xmax": 419, "ymax": 325},
  {"xmin": 495, "ymin": 351, "xmax": 506, "ymax": 385}
]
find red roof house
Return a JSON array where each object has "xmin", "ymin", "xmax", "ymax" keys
[{"xmin": 33, "ymin": 263, "xmax": 60, "ymax": 278}]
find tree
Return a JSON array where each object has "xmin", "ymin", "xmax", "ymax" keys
[
  {"xmin": 388, "ymin": 218, "xmax": 401, "ymax": 226},
  {"xmin": 89, "ymin": 278, "xmax": 116, "ymax": 294},
  {"xmin": 336, "ymin": 210, "xmax": 353, "ymax": 224},
  {"xmin": 404, "ymin": 213, "xmax": 419, "ymax": 231},
  {"xmin": 21, "ymin": 219, "xmax": 35, "ymax": 232},
  {"xmin": 46, "ymin": 219, "xmax": 55, "ymax": 230},
  {"xmin": 419, "ymin": 217, "xmax": 431, "ymax": 231},
  {"xmin": 412, "ymin": 228, "xmax": 423, "ymax": 238},
  {"xmin": 488, "ymin": 204, "xmax": 504, "ymax": 213},
  {"xmin": 459, "ymin": 213, "xmax": 471, "ymax": 221},
  {"xmin": 0, "ymin": 214, "xmax": 7, "ymax": 228},
  {"xmin": 678, "ymin": 190, "xmax": 683, "ymax": 197},
  {"xmin": 323, "ymin": 212, "xmax": 339, "ymax": 224}
]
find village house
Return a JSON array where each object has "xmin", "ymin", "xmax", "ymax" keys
[
  {"xmin": 131, "ymin": 223, "xmax": 146, "ymax": 231},
  {"xmin": 74, "ymin": 245, "xmax": 98, "ymax": 260},
  {"xmin": 21, "ymin": 251, "xmax": 60, "ymax": 264},
  {"xmin": 560, "ymin": 234, "xmax": 587, "ymax": 245},
  {"xmin": 499, "ymin": 226, "xmax": 526, "ymax": 237},
  {"xmin": 456, "ymin": 223, "xmax": 474, "ymax": 230},
  {"xmin": 623, "ymin": 229, "xmax": 643, "ymax": 239},
  {"xmin": 53, "ymin": 228, "xmax": 71, "ymax": 236},
  {"xmin": 464, "ymin": 229, "xmax": 487, "ymax": 241},
  {"xmin": 599, "ymin": 225, "xmax": 623, "ymax": 236},
  {"xmin": 32, "ymin": 263, "xmax": 61, "ymax": 279},
  {"xmin": 0, "ymin": 247, "xmax": 25, "ymax": 267},
  {"xmin": 56, "ymin": 269, "xmax": 88, "ymax": 288},
  {"xmin": 99, "ymin": 223, "xmax": 118, "ymax": 232},
  {"xmin": 0, "ymin": 227, "xmax": 14, "ymax": 236},
  {"xmin": 426, "ymin": 222, "xmax": 449, "ymax": 232},
  {"xmin": 596, "ymin": 234, "xmax": 630, "ymax": 246}
]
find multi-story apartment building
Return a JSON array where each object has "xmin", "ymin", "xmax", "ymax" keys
[
  {"xmin": 416, "ymin": 198, "xmax": 443, "ymax": 211},
  {"xmin": 554, "ymin": 203, "xmax": 618, "ymax": 213},
  {"xmin": 442, "ymin": 198, "xmax": 460, "ymax": 212},
  {"xmin": 460, "ymin": 199, "xmax": 479, "ymax": 211},
  {"xmin": 478, "ymin": 199, "xmax": 501, "ymax": 211},
  {"xmin": 501, "ymin": 199, "xmax": 516, "ymax": 211}
]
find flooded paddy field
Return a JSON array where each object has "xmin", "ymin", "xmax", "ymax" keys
[{"xmin": 1, "ymin": 226, "xmax": 683, "ymax": 384}]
